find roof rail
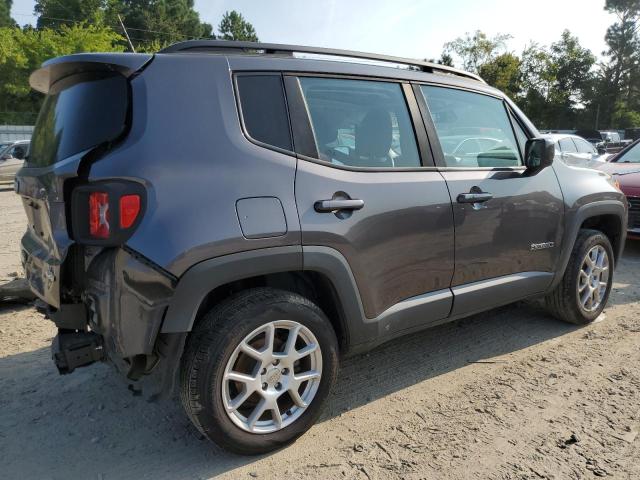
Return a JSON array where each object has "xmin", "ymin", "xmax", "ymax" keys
[{"xmin": 159, "ymin": 40, "xmax": 485, "ymax": 84}]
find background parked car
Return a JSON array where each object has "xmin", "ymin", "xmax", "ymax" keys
[
  {"xmin": 541, "ymin": 133, "xmax": 606, "ymax": 167},
  {"xmin": 575, "ymin": 129, "xmax": 630, "ymax": 153},
  {"xmin": 0, "ymin": 140, "xmax": 29, "ymax": 181},
  {"xmin": 596, "ymin": 139, "xmax": 640, "ymax": 238}
]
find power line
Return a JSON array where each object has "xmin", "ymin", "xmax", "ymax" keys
[
  {"xmin": 19, "ymin": 0, "xmax": 190, "ymax": 37},
  {"xmin": 12, "ymin": 11, "xmax": 191, "ymax": 40}
]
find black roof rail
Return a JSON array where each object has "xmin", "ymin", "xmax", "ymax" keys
[{"xmin": 159, "ymin": 40, "xmax": 485, "ymax": 84}]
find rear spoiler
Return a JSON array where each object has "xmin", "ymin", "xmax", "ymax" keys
[{"xmin": 30, "ymin": 53, "xmax": 153, "ymax": 94}]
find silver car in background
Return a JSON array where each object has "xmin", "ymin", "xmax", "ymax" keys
[
  {"xmin": 541, "ymin": 133, "xmax": 606, "ymax": 168},
  {"xmin": 0, "ymin": 140, "xmax": 29, "ymax": 181}
]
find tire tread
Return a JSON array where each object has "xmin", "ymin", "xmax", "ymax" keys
[{"xmin": 545, "ymin": 229, "xmax": 613, "ymax": 325}]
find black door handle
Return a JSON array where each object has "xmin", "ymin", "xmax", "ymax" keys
[
  {"xmin": 457, "ymin": 192, "xmax": 493, "ymax": 204},
  {"xmin": 314, "ymin": 199, "xmax": 365, "ymax": 213}
]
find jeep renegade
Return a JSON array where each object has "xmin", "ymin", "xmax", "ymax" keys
[{"xmin": 16, "ymin": 41, "xmax": 627, "ymax": 454}]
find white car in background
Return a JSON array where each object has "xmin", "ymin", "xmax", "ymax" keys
[
  {"xmin": 0, "ymin": 140, "xmax": 29, "ymax": 181},
  {"xmin": 541, "ymin": 133, "xmax": 607, "ymax": 168}
]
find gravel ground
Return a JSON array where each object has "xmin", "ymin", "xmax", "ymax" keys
[{"xmin": 0, "ymin": 188, "xmax": 638, "ymax": 480}]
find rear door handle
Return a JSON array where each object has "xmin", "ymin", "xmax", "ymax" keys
[
  {"xmin": 457, "ymin": 192, "xmax": 493, "ymax": 204},
  {"xmin": 314, "ymin": 199, "xmax": 365, "ymax": 213}
]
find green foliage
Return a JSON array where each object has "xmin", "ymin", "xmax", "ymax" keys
[
  {"xmin": 478, "ymin": 53, "xmax": 521, "ymax": 99},
  {"xmin": 549, "ymin": 31, "xmax": 596, "ymax": 103},
  {"xmin": 218, "ymin": 10, "xmax": 258, "ymax": 41},
  {"xmin": 597, "ymin": 0, "xmax": 640, "ymax": 128},
  {"xmin": 444, "ymin": 30, "xmax": 512, "ymax": 73},
  {"xmin": 437, "ymin": 53, "xmax": 454, "ymax": 67},
  {"xmin": 0, "ymin": 24, "xmax": 123, "ymax": 123},
  {"xmin": 429, "ymin": 22, "xmax": 635, "ymax": 130},
  {"xmin": 35, "ymin": 0, "xmax": 109, "ymax": 29},
  {"xmin": 611, "ymin": 100, "xmax": 640, "ymax": 127},
  {"xmin": 0, "ymin": 0, "xmax": 15, "ymax": 28},
  {"xmin": 34, "ymin": 0, "xmax": 213, "ymax": 49},
  {"xmin": 116, "ymin": 0, "xmax": 213, "ymax": 48},
  {"xmin": 519, "ymin": 32, "xmax": 597, "ymax": 129}
]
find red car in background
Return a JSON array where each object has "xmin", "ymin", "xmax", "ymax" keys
[{"xmin": 597, "ymin": 139, "xmax": 640, "ymax": 238}]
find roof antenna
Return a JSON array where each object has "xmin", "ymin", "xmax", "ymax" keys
[{"xmin": 118, "ymin": 14, "xmax": 136, "ymax": 53}]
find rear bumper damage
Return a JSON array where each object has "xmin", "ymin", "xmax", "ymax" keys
[
  {"xmin": 85, "ymin": 248, "xmax": 174, "ymax": 365},
  {"xmin": 38, "ymin": 247, "xmax": 180, "ymax": 398}
]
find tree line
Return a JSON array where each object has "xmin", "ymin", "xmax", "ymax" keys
[
  {"xmin": 1, "ymin": 0, "xmax": 639, "ymax": 131},
  {"xmin": 435, "ymin": 0, "xmax": 640, "ymax": 130},
  {"xmin": 0, "ymin": 0, "xmax": 258, "ymax": 123}
]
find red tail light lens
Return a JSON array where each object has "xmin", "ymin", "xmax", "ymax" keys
[
  {"xmin": 89, "ymin": 192, "xmax": 110, "ymax": 239},
  {"xmin": 119, "ymin": 194, "xmax": 141, "ymax": 228},
  {"xmin": 71, "ymin": 181, "xmax": 145, "ymax": 245}
]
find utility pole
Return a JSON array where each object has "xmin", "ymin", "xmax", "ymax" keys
[
  {"xmin": 117, "ymin": 14, "xmax": 136, "ymax": 53},
  {"xmin": 595, "ymin": 103, "xmax": 600, "ymax": 130}
]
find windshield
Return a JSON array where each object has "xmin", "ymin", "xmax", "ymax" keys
[{"xmin": 615, "ymin": 142, "xmax": 640, "ymax": 163}]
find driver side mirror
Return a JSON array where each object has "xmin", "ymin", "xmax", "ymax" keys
[
  {"xmin": 0, "ymin": 153, "xmax": 11, "ymax": 161},
  {"xmin": 524, "ymin": 138, "xmax": 555, "ymax": 171}
]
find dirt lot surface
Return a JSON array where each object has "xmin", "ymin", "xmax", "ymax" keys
[{"xmin": 1, "ymin": 187, "xmax": 639, "ymax": 480}]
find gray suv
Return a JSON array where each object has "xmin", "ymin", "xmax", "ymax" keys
[{"xmin": 16, "ymin": 41, "xmax": 627, "ymax": 454}]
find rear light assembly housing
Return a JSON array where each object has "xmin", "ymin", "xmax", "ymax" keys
[{"xmin": 70, "ymin": 181, "xmax": 146, "ymax": 245}]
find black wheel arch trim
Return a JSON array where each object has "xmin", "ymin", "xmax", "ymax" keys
[
  {"xmin": 548, "ymin": 199, "xmax": 627, "ymax": 292},
  {"xmin": 161, "ymin": 246, "xmax": 303, "ymax": 333},
  {"xmin": 160, "ymin": 244, "xmax": 373, "ymax": 345}
]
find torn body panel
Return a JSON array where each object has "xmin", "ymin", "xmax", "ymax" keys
[{"xmin": 84, "ymin": 248, "xmax": 175, "ymax": 364}]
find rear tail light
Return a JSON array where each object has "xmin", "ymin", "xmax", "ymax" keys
[
  {"xmin": 71, "ymin": 181, "xmax": 145, "ymax": 245},
  {"xmin": 119, "ymin": 194, "xmax": 141, "ymax": 229},
  {"xmin": 89, "ymin": 192, "xmax": 110, "ymax": 238}
]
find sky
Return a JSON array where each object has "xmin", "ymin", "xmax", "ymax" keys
[{"xmin": 11, "ymin": 0, "xmax": 618, "ymax": 62}]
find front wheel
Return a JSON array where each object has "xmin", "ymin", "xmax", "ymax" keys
[
  {"xmin": 545, "ymin": 229, "xmax": 614, "ymax": 325},
  {"xmin": 180, "ymin": 288, "xmax": 339, "ymax": 454}
]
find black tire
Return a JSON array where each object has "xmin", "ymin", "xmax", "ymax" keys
[
  {"xmin": 180, "ymin": 287, "xmax": 339, "ymax": 455},
  {"xmin": 545, "ymin": 229, "xmax": 614, "ymax": 325}
]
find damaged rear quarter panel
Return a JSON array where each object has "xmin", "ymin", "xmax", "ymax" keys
[{"xmin": 85, "ymin": 248, "xmax": 175, "ymax": 361}]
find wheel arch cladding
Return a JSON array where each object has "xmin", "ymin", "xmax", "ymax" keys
[
  {"xmin": 549, "ymin": 200, "xmax": 627, "ymax": 291},
  {"xmin": 161, "ymin": 246, "xmax": 373, "ymax": 348}
]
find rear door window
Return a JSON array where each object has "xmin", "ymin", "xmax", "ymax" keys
[
  {"xmin": 297, "ymin": 77, "xmax": 421, "ymax": 168},
  {"xmin": 574, "ymin": 138, "xmax": 596, "ymax": 154},
  {"xmin": 420, "ymin": 85, "xmax": 522, "ymax": 168},
  {"xmin": 29, "ymin": 73, "xmax": 128, "ymax": 168},
  {"xmin": 235, "ymin": 74, "xmax": 292, "ymax": 152}
]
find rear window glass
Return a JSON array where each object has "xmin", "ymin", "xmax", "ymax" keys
[
  {"xmin": 29, "ymin": 73, "xmax": 128, "ymax": 168},
  {"xmin": 559, "ymin": 138, "xmax": 577, "ymax": 153},
  {"xmin": 236, "ymin": 75, "xmax": 292, "ymax": 152},
  {"xmin": 575, "ymin": 138, "xmax": 596, "ymax": 154}
]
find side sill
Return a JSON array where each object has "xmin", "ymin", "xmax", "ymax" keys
[
  {"xmin": 450, "ymin": 271, "xmax": 553, "ymax": 318},
  {"xmin": 346, "ymin": 271, "xmax": 553, "ymax": 355}
]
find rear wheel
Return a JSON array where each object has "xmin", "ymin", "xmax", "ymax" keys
[
  {"xmin": 180, "ymin": 288, "xmax": 339, "ymax": 454},
  {"xmin": 545, "ymin": 229, "xmax": 614, "ymax": 325}
]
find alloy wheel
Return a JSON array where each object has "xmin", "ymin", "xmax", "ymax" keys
[
  {"xmin": 578, "ymin": 244, "xmax": 610, "ymax": 312},
  {"xmin": 222, "ymin": 320, "xmax": 322, "ymax": 434}
]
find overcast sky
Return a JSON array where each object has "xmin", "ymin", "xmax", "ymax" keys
[{"xmin": 11, "ymin": 0, "xmax": 617, "ymax": 62}]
